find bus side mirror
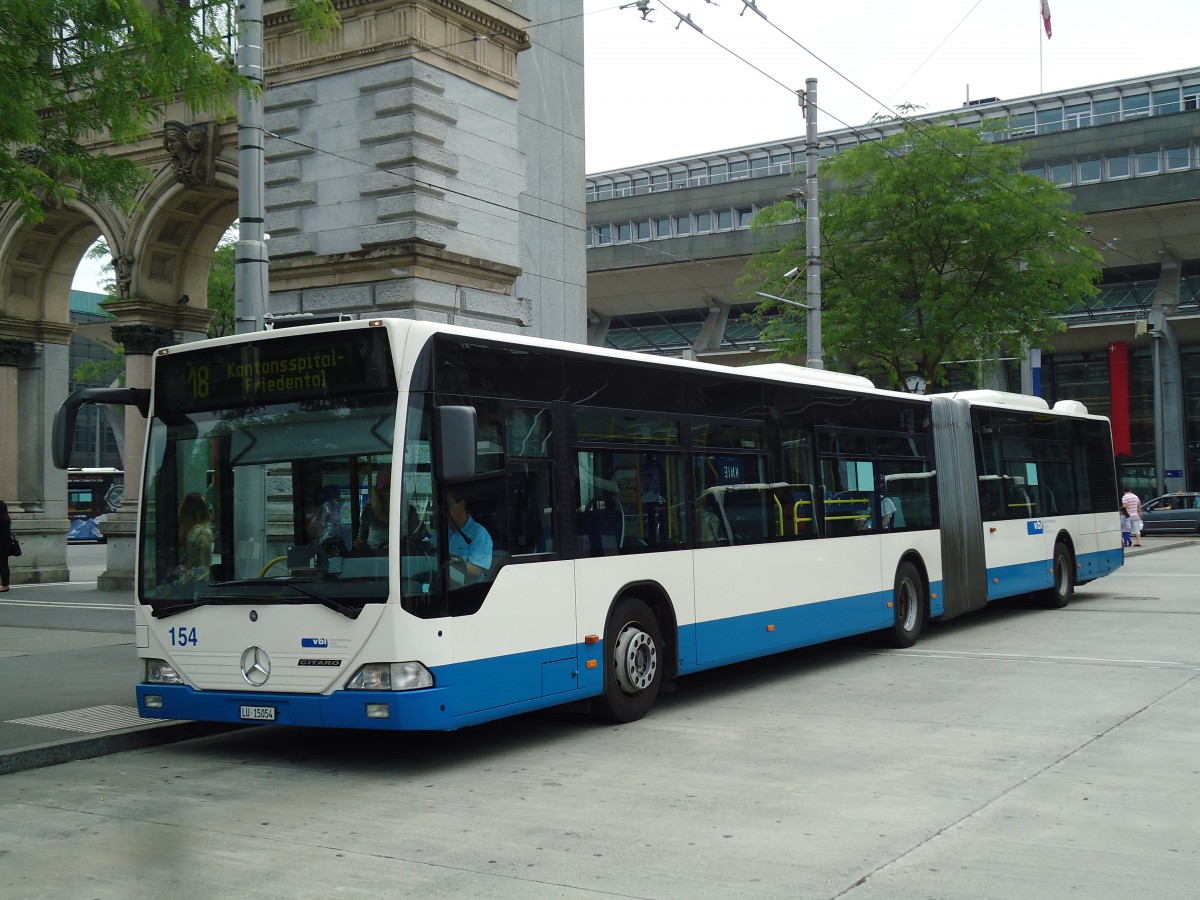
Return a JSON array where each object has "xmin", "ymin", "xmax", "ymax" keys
[
  {"xmin": 52, "ymin": 388, "xmax": 151, "ymax": 469},
  {"xmin": 436, "ymin": 405, "xmax": 478, "ymax": 483}
]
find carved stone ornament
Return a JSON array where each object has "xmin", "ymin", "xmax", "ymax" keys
[
  {"xmin": 163, "ymin": 120, "xmax": 214, "ymax": 185},
  {"xmin": 113, "ymin": 254, "xmax": 134, "ymax": 298},
  {"xmin": 111, "ymin": 324, "xmax": 172, "ymax": 356},
  {"xmin": 0, "ymin": 338, "xmax": 36, "ymax": 366},
  {"xmin": 17, "ymin": 146, "xmax": 47, "ymax": 168}
]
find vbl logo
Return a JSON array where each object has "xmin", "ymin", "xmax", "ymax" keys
[
  {"xmin": 301, "ymin": 637, "xmax": 329, "ymax": 648},
  {"xmin": 1027, "ymin": 520, "xmax": 1044, "ymax": 535}
]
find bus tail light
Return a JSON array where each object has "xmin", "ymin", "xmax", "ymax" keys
[{"xmin": 345, "ymin": 662, "xmax": 433, "ymax": 691}]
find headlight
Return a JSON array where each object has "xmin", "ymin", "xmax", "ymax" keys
[
  {"xmin": 145, "ymin": 659, "xmax": 184, "ymax": 684},
  {"xmin": 345, "ymin": 662, "xmax": 433, "ymax": 691}
]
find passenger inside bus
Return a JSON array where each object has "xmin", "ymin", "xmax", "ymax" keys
[
  {"xmin": 177, "ymin": 492, "xmax": 213, "ymax": 582},
  {"xmin": 355, "ymin": 466, "xmax": 390, "ymax": 553}
]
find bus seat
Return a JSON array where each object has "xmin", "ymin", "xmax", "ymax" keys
[{"xmin": 580, "ymin": 506, "xmax": 623, "ymax": 556}]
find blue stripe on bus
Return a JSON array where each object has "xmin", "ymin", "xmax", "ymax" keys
[
  {"xmin": 985, "ymin": 547, "xmax": 1124, "ymax": 601},
  {"xmin": 683, "ymin": 589, "xmax": 892, "ymax": 674}
]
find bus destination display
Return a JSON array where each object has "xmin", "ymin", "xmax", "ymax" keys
[{"xmin": 155, "ymin": 329, "xmax": 395, "ymax": 412}]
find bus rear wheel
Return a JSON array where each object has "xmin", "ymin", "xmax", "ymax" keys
[
  {"xmin": 593, "ymin": 597, "xmax": 663, "ymax": 724},
  {"xmin": 885, "ymin": 560, "xmax": 926, "ymax": 649},
  {"xmin": 1041, "ymin": 542, "xmax": 1074, "ymax": 608}
]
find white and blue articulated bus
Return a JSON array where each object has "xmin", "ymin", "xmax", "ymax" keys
[{"xmin": 52, "ymin": 319, "xmax": 1123, "ymax": 730}]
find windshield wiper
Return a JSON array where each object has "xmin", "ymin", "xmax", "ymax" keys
[
  {"xmin": 151, "ymin": 596, "xmax": 228, "ymax": 619},
  {"xmin": 205, "ymin": 578, "xmax": 364, "ymax": 620}
]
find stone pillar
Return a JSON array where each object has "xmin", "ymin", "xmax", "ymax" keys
[
  {"xmin": 0, "ymin": 339, "xmax": 31, "ymax": 504},
  {"xmin": 0, "ymin": 337, "xmax": 70, "ymax": 584},
  {"xmin": 98, "ymin": 324, "xmax": 173, "ymax": 591},
  {"xmin": 263, "ymin": 2, "xmax": 536, "ymax": 331}
]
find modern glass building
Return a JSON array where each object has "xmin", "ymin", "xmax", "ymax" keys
[{"xmin": 584, "ymin": 67, "xmax": 1200, "ymax": 497}]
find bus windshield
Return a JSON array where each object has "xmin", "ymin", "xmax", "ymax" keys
[{"xmin": 141, "ymin": 395, "xmax": 396, "ymax": 617}]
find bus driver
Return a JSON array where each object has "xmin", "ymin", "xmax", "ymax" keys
[{"xmin": 446, "ymin": 489, "xmax": 493, "ymax": 581}]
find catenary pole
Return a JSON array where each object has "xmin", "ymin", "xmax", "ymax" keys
[
  {"xmin": 235, "ymin": 0, "xmax": 268, "ymax": 334},
  {"xmin": 803, "ymin": 78, "xmax": 824, "ymax": 369}
]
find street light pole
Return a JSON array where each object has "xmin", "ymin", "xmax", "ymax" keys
[{"xmin": 803, "ymin": 77, "xmax": 823, "ymax": 370}]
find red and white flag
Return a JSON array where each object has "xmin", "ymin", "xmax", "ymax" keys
[{"xmin": 1041, "ymin": 0, "xmax": 1052, "ymax": 38}]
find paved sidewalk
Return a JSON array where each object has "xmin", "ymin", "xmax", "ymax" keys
[
  {"xmin": 1, "ymin": 537, "xmax": 1196, "ymax": 777},
  {"xmin": 0, "ymin": 573, "xmax": 231, "ymax": 776}
]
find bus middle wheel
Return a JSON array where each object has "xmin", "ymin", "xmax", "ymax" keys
[{"xmin": 594, "ymin": 597, "xmax": 663, "ymax": 724}]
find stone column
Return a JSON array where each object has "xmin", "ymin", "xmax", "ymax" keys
[
  {"xmin": 0, "ymin": 337, "xmax": 70, "ymax": 584},
  {"xmin": 0, "ymin": 339, "xmax": 31, "ymax": 504},
  {"xmin": 98, "ymin": 324, "xmax": 173, "ymax": 591}
]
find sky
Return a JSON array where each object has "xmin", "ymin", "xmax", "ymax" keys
[
  {"xmin": 73, "ymin": 0, "xmax": 1200, "ymax": 293},
  {"xmin": 581, "ymin": 0, "xmax": 1200, "ymax": 172}
]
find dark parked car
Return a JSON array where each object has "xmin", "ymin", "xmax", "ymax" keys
[{"xmin": 1140, "ymin": 493, "xmax": 1200, "ymax": 534}]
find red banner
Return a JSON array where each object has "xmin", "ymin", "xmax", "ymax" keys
[{"xmin": 1107, "ymin": 342, "xmax": 1130, "ymax": 456}]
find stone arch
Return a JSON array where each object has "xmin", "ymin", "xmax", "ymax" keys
[
  {"xmin": 0, "ymin": 199, "xmax": 120, "ymax": 326},
  {"xmin": 123, "ymin": 154, "xmax": 238, "ymax": 317}
]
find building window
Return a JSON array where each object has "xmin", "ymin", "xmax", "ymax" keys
[
  {"xmin": 695, "ymin": 211, "xmax": 712, "ymax": 233},
  {"xmin": 674, "ymin": 214, "xmax": 691, "ymax": 236},
  {"xmin": 585, "ymin": 184, "xmax": 595, "ymax": 202},
  {"xmin": 596, "ymin": 183, "xmax": 612, "ymax": 201},
  {"xmin": 709, "ymin": 163, "xmax": 728, "ymax": 184},
  {"xmin": 737, "ymin": 207, "xmax": 754, "ymax": 228},
  {"xmin": 585, "ymin": 229, "xmax": 592, "ymax": 248},
  {"xmin": 651, "ymin": 173, "xmax": 668, "ymax": 191},
  {"xmin": 716, "ymin": 209, "xmax": 733, "ymax": 230},
  {"xmin": 595, "ymin": 224, "xmax": 611, "ymax": 245},
  {"xmin": 729, "ymin": 160, "xmax": 749, "ymax": 180},
  {"xmin": 1065, "ymin": 102, "xmax": 1091, "ymax": 129},
  {"xmin": 1106, "ymin": 154, "xmax": 1131, "ymax": 179},
  {"xmin": 1165, "ymin": 146, "xmax": 1191, "ymax": 171},
  {"xmin": 750, "ymin": 156, "xmax": 768, "ymax": 176},
  {"xmin": 1050, "ymin": 162, "xmax": 1072, "ymax": 186},
  {"xmin": 616, "ymin": 222, "xmax": 632, "ymax": 243},
  {"xmin": 670, "ymin": 169, "xmax": 687, "ymax": 189},
  {"xmin": 1093, "ymin": 97, "xmax": 1120, "ymax": 125},
  {"xmin": 635, "ymin": 220, "xmax": 651, "ymax": 241},
  {"xmin": 1135, "ymin": 149, "xmax": 1160, "ymax": 176},
  {"xmin": 1185, "ymin": 87, "xmax": 1200, "ymax": 111},
  {"xmin": 1037, "ymin": 107, "xmax": 1064, "ymax": 134},
  {"xmin": 1009, "ymin": 112, "xmax": 1035, "ymax": 137},
  {"xmin": 1022, "ymin": 164, "xmax": 1046, "ymax": 180},
  {"xmin": 1122, "ymin": 93, "xmax": 1150, "ymax": 119},
  {"xmin": 1153, "ymin": 87, "xmax": 1181, "ymax": 115},
  {"xmin": 1077, "ymin": 158, "xmax": 1102, "ymax": 184},
  {"xmin": 654, "ymin": 217, "xmax": 671, "ymax": 238},
  {"xmin": 632, "ymin": 176, "xmax": 649, "ymax": 194},
  {"xmin": 688, "ymin": 165, "xmax": 707, "ymax": 187}
]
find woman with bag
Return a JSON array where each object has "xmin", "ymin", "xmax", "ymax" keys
[{"xmin": 0, "ymin": 499, "xmax": 14, "ymax": 592}]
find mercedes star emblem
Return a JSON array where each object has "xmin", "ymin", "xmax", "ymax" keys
[{"xmin": 240, "ymin": 645, "xmax": 272, "ymax": 686}]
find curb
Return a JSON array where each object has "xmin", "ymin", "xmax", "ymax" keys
[
  {"xmin": 0, "ymin": 721, "xmax": 243, "ymax": 778},
  {"xmin": 1125, "ymin": 539, "xmax": 1198, "ymax": 557}
]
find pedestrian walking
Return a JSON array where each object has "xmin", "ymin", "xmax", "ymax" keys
[
  {"xmin": 0, "ymin": 500, "xmax": 13, "ymax": 591},
  {"xmin": 1120, "ymin": 486, "xmax": 1143, "ymax": 547}
]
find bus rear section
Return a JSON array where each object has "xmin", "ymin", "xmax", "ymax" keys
[{"xmin": 937, "ymin": 392, "xmax": 1123, "ymax": 616}]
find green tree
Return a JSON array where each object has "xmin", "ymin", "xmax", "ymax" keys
[
  {"xmin": 0, "ymin": 0, "xmax": 337, "ymax": 224},
  {"xmin": 741, "ymin": 121, "xmax": 1102, "ymax": 389},
  {"xmin": 207, "ymin": 237, "xmax": 236, "ymax": 337}
]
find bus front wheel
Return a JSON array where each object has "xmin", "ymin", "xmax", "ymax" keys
[
  {"xmin": 885, "ymin": 560, "xmax": 926, "ymax": 649},
  {"xmin": 593, "ymin": 597, "xmax": 663, "ymax": 724}
]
